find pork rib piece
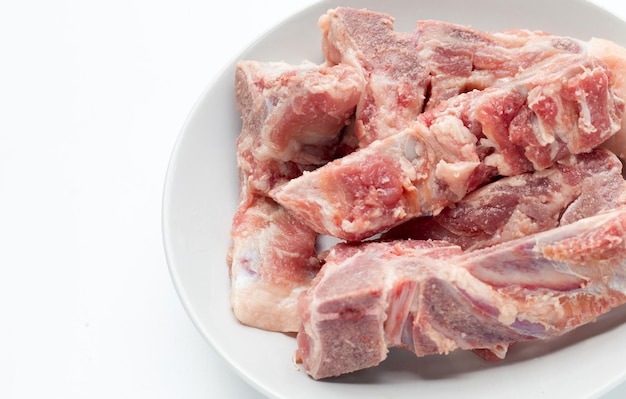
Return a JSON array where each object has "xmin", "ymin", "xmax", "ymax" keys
[
  {"xmin": 434, "ymin": 53, "xmax": 624, "ymax": 175},
  {"xmin": 319, "ymin": 7, "xmax": 429, "ymax": 147},
  {"xmin": 234, "ymin": 60, "xmax": 364, "ymax": 200},
  {"xmin": 272, "ymin": 114, "xmax": 485, "ymax": 241},
  {"xmin": 417, "ymin": 20, "xmax": 585, "ymax": 111},
  {"xmin": 589, "ymin": 38, "xmax": 626, "ymax": 160},
  {"xmin": 320, "ymin": 7, "xmax": 626, "ymax": 149},
  {"xmin": 228, "ymin": 196, "xmax": 320, "ymax": 332},
  {"xmin": 382, "ymin": 148, "xmax": 626, "ymax": 250},
  {"xmin": 235, "ymin": 60, "xmax": 363, "ymax": 165},
  {"xmin": 229, "ymin": 61, "xmax": 362, "ymax": 332},
  {"xmin": 297, "ymin": 206, "xmax": 626, "ymax": 379},
  {"xmin": 319, "ymin": 8, "xmax": 588, "ymax": 146},
  {"xmin": 272, "ymin": 54, "xmax": 624, "ymax": 241}
]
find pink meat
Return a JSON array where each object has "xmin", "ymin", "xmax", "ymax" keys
[
  {"xmin": 228, "ymin": 196, "xmax": 320, "ymax": 332},
  {"xmin": 318, "ymin": 8, "xmax": 429, "ymax": 147},
  {"xmin": 297, "ymin": 206, "xmax": 626, "ymax": 379},
  {"xmin": 235, "ymin": 60, "xmax": 363, "ymax": 165},
  {"xmin": 229, "ymin": 61, "xmax": 363, "ymax": 332},
  {"xmin": 382, "ymin": 148, "xmax": 626, "ymax": 250},
  {"xmin": 441, "ymin": 53, "xmax": 624, "ymax": 175},
  {"xmin": 588, "ymin": 38, "xmax": 626, "ymax": 161},
  {"xmin": 272, "ymin": 116, "xmax": 484, "ymax": 241},
  {"xmin": 417, "ymin": 20, "xmax": 585, "ymax": 110},
  {"xmin": 319, "ymin": 8, "xmax": 589, "ymax": 146},
  {"xmin": 235, "ymin": 60, "xmax": 364, "ymax": 199},
  {"xmin": 271, "ymin": 54, "xmax": 624, "ymax": 241}
]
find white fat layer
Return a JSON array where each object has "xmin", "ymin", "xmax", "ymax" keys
[{"xmin": 527, "ymin": 84, "xmax": 559, "ymax": 146}]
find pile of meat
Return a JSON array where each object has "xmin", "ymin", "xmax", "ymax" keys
[{"xmin": 227, "ymin": 7, "xmax": 626, "ymax": 380}]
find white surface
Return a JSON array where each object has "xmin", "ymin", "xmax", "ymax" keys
[{"xmin": 3, "ymin": 0, "xmax": 626, "ymax": 398}]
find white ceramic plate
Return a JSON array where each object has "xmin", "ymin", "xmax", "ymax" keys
[{"xmin": 162, "ymin": 1, "xmax": 626, "ymax": 398}]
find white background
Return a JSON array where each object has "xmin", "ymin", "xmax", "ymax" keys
[{"xmin": 2, "ymin": 0, "xmax": 626, "ymax": 398}]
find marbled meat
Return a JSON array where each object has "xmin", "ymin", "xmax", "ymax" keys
[
  {"xmin": 382, "ymin": 148, "xmax": 626, "ymax": 250},
  {"xmin": 271, "ymin": 54, "xmax": 624, "ymax": 241},
  {"xmin": 228, "ymin": 60, "xmax": 362, "ymax": 332},
  {"xmin": 297, "ymin": 206, "xmax": 626, "ymax": 379}
]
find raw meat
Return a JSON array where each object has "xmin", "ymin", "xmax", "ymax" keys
[
  {"xmin": 297, "ymin": 206, "xmax": 626, "ymax": 379},
  {"xmin": 271, "ymin": 53, "xmax": 624, "ymax": 241},
  {"xmin": 319, "ymin": 8, "xmax": 588, "ymax": 146},
  {"xmin": 229, "ymin": 5, "xmax": 626, "ymax": 352},
  {"xmin": 417, "ymin": 20, "xmax": 585, "ymax": 111},
  {"xmin": 235, "ymin": 60, "xmax": 363, "ymax": 165},
  {"xmin": 234, "ymin": 60, "xmax": 364, "ymax": 199},
  {"xmin": 589, "ymin": 38, "xmax": 626, "ymax": 160},
  {"xmin": 319, "ymin": 7, "xmax": 429, "ymax": 147},
  {"xmin": 228, "ymin": 196, "xmax": 320, "ymax": 332},
  {"xmin": 272, "ymin": 115, "xmax": 485, "ymax": 242},
  {"xmin": 382, "ymin": 148, "xmax": 626, "ymax": 250},
  {"xmin": 229, "ymin": 60, "xmax": 362, "ymax": 332}
]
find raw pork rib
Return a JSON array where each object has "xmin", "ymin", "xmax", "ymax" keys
[
  {"xmin": 235, "ymin": 60, "xmax": 364, "ymax": 199},
  {"xmin": 228, "ymin": 196, "xmax": 320, "ymax": 332},
  {"xmin": 235, "ymin": 60, "xmax": 363, "ymax": 165},
  {"xmin": 319, "ymin": 7, "xmax": 429, "ymax": 147},
  {"xmin": 271, "ymin": 54, "xmax": 624, "ymax": 241},
  {"xmin": 320, "ymin": 7, "xmax": 626, "ymax": 149},
  {"xmin": 319, "ymin": 8, "xmax": 588, "ymax": 146},
  {"xmin": 416, "ymin": 20, "xmax": 585, "ymax": 111},
  {"xmin": 229, "ymin": 61, "xmax": 362, "ymax": 332},
  {"xmin": 382, "ymin": 148, "xmax": 626, "ymax": 250},
  {"xmin": 297, "ymin": 206, "xmax": 626, "ymax": 379},
  {"xmin": 589, "ymin": 38, "xmax": 626, "ymax": 160}
]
